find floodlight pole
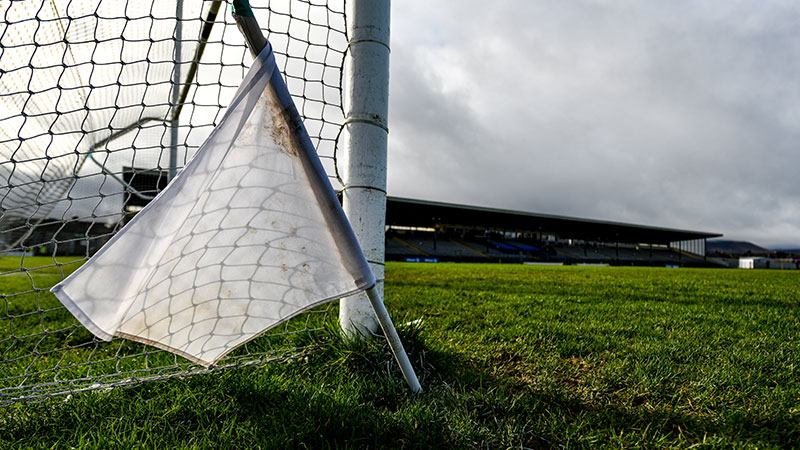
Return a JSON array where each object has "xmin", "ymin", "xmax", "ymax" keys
[
  {"xmin": 339, "ymin": 0, "xmax": 391, "ymax": 338},
  {"xmin": 231, "ymin": 0, "xmax": 420, "ymax": 393}
]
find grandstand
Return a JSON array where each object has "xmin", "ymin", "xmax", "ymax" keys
[
  {"xmin": 385, "ymin": 197, "xmax": 723, "ymax": 267},
  {"xmin": 11, "ymin": 195, "xmax": 722, "ymax": 267}
]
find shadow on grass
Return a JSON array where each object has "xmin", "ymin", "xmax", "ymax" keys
[
  {"xmin": 0, "ymin": 323, "xmax": 458, "ymax": 449},
  {"xmin": 1, "ymin": 322, "xmax": 797, "ymax": 449},
  {"xmin": 369, "ymin": 322, "xmax": 798, "ymax": 448},
  {"xmin": 404, "ymin": 326, "xmax": 800, "ymax": 449}
]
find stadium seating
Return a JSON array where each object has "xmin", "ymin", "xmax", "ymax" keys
[{"xmin": 385, "ymin": 230, "xmax": 711, "ymax": 266}]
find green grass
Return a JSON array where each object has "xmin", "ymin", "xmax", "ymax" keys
[
  {"xmin": 1, "ymin": 262, "xmax": 799, "ymax": 448},
  {"xmin": 0, "ymin": 256, "xmax": 337, "ymax": 400}
]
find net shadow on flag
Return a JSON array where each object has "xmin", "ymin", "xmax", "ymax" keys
[{"xmin": 51, "ymin": 43, "xmax": 376, "ymax": 368}]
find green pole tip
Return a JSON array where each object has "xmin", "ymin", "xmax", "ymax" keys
[{"xmin": 232, "ymin": 0, "xmax": 255, "ymax": 17}]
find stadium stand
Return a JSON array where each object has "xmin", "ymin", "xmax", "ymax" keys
[
  {"xmin": 12, "ymin": 195, "xmax": 720, "ymax": 268},
  {"xmin": 385, "ymin": 197, "xmax": 721, "ymax": 267}
]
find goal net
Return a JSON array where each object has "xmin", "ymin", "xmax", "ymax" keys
[{"xmin": 0, "ymin": 0, "xmax": 349, "ymax": 405}]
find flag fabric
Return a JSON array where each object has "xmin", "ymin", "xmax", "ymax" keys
[{"xmin": 51, "ymin": 43, "xmax": 375, "ymax": 367}]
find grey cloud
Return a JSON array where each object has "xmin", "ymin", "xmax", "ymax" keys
[{"xmin": 387, "ymin": 0, "xmax": 800, "ymax": 247}]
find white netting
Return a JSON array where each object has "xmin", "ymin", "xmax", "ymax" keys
[{"xmin": 0, "ymin": 0, "xmax": 349, "ymax": 405}]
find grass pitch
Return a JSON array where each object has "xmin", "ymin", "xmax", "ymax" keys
[{"xmin": 1, "ymin": 261, "xmax": 798, "ymax": 448}]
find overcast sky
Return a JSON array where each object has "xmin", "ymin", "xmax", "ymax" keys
[{"xmin": 386, "ymin": 1, "xmax": 800, "ymax": 248}]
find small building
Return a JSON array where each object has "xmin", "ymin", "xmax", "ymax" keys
[
  {"xmin": 738, "ymin": 257, "xmax": 762, "ymax": 269},
  {"xmin": 740, "ymin": 257, "xmax": 800, "ymax": 270}
]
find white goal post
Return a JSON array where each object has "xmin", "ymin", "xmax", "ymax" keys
[{"xmin": 338, "ymin": 0, "xmax": 391, "ymax": 338}]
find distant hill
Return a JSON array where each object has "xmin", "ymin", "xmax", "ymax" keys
[{"xmin": 706, "ymin": 240, "xmax": 769, "ymax": 256}]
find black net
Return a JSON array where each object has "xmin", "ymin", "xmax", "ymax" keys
[{"xmin": 0, "ymin": 0, "xmax": 348, "ymax": 405}]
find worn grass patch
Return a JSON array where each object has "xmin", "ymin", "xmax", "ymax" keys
[{"xmin": 1, "ymin": 262, "xmax": 798, "ymax": 448}]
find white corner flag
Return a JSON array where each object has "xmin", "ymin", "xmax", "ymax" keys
[{"xmin": 51, "ymin": 44, "xmax": 376, "ymax": 367}]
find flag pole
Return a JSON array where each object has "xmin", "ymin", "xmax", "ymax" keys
[
  {"xmin": 365, "ymin": 285, "xmax": 422, "ymax": 393},
  {"xmin": 231, "ymin": 0, "xmax": 421, "ymax": 393}
]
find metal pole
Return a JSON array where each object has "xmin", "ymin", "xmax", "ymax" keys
[
  {"xmin": 169, "ymin": 0, "xmax": 183, "ymax": 181},
  {"xmin": 366, "ymin": 285, "xmax": 422, "ymax": 393},
  {"xmin": 172, "ymin": 1, "xmax": 223, "ymax": 124},
  {"xmin": 339, "ymin": 0, "xmax": 391, "ymax": 337}
]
